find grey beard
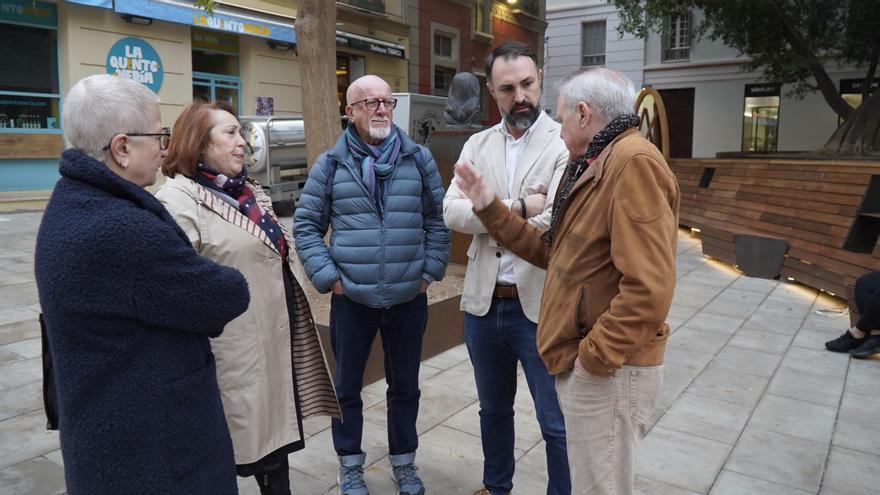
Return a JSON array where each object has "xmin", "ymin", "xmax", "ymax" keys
[
  {"xmin": 369, "ymin": 124, "xmax": 391, "ymax": 140},
  {"xmin": 502, "ymin": 104, "xmax": 542, "ymax": 130}
]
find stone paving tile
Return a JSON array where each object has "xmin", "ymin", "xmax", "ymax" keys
[
  {"xmin": 713, "ymin": 288, "xmax": 768, "ymax": 308},
  {"xmin": 844, "ymin": 357, "xmax": 880, "ymax": 394},
  {"xmin": 709, "ymin": 345, "xmax": 782, "ymax": 378},
  {"xmin": 727, "ymin": 329, "xmax": 793, "ymax": 355},
  {"xmin": 637, "ymin": 425, "xmax": 732, "ymax": 493},
  {"xmin": 802, "ymin": 311, "xmax": 851, "ymax": 334},
  {"xmin": 821, "ymin": 446, "xmax": 880, "ymax": 495},
  {"xmin": 701, "ymin": 298, "xmax": 759, "ymax": 320},
  {"xmin": 792, "ymin": 325, "xmax": 849, "ymax": 351},
  {"xmin": 709, "ymin": 470, "xmax": 812, "ymax": 495},
  {"xmin": 0, "ymin": 282, "xmax": 39, "ymax": 312},
  {"xmin": 779, "ymin": 346, "xmax": 850, "ymax": 379},
  {"xmin": 0, "ymin": 381, "xmax": 42, "ymax": 422},
  {"xmin": 0, "ymin": 306, "xmax": 40, "ymax": 328},
  {"xmin": 0, "ymin": 456, "xmax": 66, "ymax": 495},
  {"xmin": 634, "ymin": 475, "xmax": 702, "ymax": 495},
  {"xmin": 0, "ymin": 411, "xmax": 60, "ymax": 471},
  {"xmin": 741, "ymin": 310, "xmax": 805, "ymax": 336},
  {"xmin": 728, "ymin": 276, "xmax": 778, "ymax": 295},
  {"xmin": 510, "ymin": 440, "xmax": 551, "ymax": 495},
  {"xmin": 685, "ymin": 313, "xmax": 746, "ymax": 335},
  {"xmin": 725, "ymin": 427, "xmax": 827, "ymax": 493},
  {"xmin": 417, "ymin": 358, "xmax": 478, "ymax": 400},
  {"xmin": 667, "ymin": 326, "xmax": 730, "ymax": 356},
  {"xmin": 2, "ymin": 337, "xmax": 41, "ymax": 360},
  {"xmin": 0, "ymin": 348, "xmax": 20, "ymax": 366},
  {"xmin": 688, "ymin": 367, "xmax": 770, "ymax": 407},
  {"xmin": 0, "ymin": 357, "xmax": 42, "ymax": 392},
  {"xmin": 655, "ymin": 391, "xmax": 752, "ymax": 445},
  {"xmin": 768, "ymin": 366, "xmax": 844, "ymax": 408},
  {"xmin": 748, "ymin": 394, "xmax": 837, "ymax": 444},
  {"xmin": 653, "ymin": 362, "xmax": 702, "ymax": 416},
  {"xmin": 397, "ymin": 425, "xmax": 485, "ymax": 494},
  {"xmin": 833, "ymin": 384, "xmax": 880, "ymax": 458},
  {"xmin": 421, "ymin": 343, "xmax": 469, "ymax": 370}
]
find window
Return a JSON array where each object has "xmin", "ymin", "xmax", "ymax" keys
[
  {"xmin": 433, "ymin": 67, "xmax": 457, "ymax": 97},
  {"xmin": 581, "ymin": 21, "xmax": 606, "ymax": 66},
  {"xmin": 663, "ymin": 12, "xmax": 691, "ymax": 61},
  {"xmin": 192, "ymin": 29, "xmax": 240, "ymax": 114},
  {"xmin": 0, "ymin": 1, "xmax": 60, "ymax": 133},
  {"xmin": 474, "ymin": 0, "xmax": 492, "ymax": 35},
  {"xmin": 431, "ymin": 24, "xmax": 459, "ymax": 97},
  {"xmin": 742, "ymin": 84, "xmax": 780, "ymax": 153},
  {"xmin": 338, "ymin": 0, "xmax": 385, "ymax": 14},
  {"xmin": 434, "ymin": 33, "xmax": 453, "ymax": 58}
]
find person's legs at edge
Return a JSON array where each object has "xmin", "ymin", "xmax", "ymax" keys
[
  {"xmin": 464, "ymin": 298, "xmax": 518, "ymax": 495},
  {"xmin": 555, "ymin": 365, "xmax": 661, "ymax": 495},
  {"xmin": 330, "ymin": 293, "xmax": 381, "ymax": 494},
  {"xmin": 380, "ymin": 293, "xmax": 429, "ymax": 495},
  {"xmin": 505, "ymin": 298, "xmax": 570, "ymax": 495}
]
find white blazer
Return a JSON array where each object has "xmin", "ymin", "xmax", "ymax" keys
[{"xmin": 444, "ymin": 112, "xmax": 568, "ymax": 322}]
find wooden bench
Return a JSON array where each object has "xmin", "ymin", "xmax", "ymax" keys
[{"xmin": 669, "ymin": 157, "xmax": 880, "ymax": 321}]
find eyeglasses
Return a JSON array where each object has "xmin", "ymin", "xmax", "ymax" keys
[
  {"xmin": 102, "ymin": 127, "xmax": 172, "ymax": 151},
  {"xmin": 349, "ymin": 97, "xmax": 398, "ymax": 111}
]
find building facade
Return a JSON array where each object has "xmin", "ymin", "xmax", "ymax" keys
[
  {"xmin": 543, "ymin": 1, "xmax": 874, "ymax": 158},
  {"xmin": 406, "ymin": 0, "xmax": 548, "ymax": 125},
  {"xmin": 0, "ymin": 0, "xmax": 411, "ymax": 197}
]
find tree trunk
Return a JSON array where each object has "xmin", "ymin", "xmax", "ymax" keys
[
  {"xmin": 295, "ymin": 0, "xmax": 342, "ymax": 167},
  {"xmin": 817, "ymin": 89, "xmax": 880, "ymax": 157}
]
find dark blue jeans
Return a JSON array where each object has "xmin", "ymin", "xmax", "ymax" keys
[
  {"xmin": 330, "ymin": 293, "xmax": 427, "ymax": 457},
  {"xmin": 464, "ymin": 297, "xmax": 571, "ymax": 495},
  {"xmin": 855, "ymin": 270, "xmax": 880, "ymax": 331}
]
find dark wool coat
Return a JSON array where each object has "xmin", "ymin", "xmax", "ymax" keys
[{"xmin": 35, "ymin": 149, "xmax": 250, "ymax": 495}]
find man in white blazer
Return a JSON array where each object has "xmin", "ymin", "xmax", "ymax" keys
[{"xmin": 444, "ymin": 42, "xmax": 570, "ymax": 495}]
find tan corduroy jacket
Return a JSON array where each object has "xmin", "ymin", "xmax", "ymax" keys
[
  {"xmin": 476, "ymin": 129, "xmax": 680, "ymax": 377},
  {"xmin": 156, "ymin": 174, "xmax": 340, "ymax": 464}
]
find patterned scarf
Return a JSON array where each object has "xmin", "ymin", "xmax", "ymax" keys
[
  {"xmin": 344, "ymin": 123, "xmax": 402, "ymax": 211},
  {"xmin": 542, "ymin": 113, "xmax": 640, "ymax": 248},
  {"xmin": 194, "ymin": 163, "xmax": 288, "ymax": 260}
]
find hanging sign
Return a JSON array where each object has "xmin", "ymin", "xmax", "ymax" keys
[{"xmin": 105, "ymin": 37, "xmax": 164, "ymax": 93}]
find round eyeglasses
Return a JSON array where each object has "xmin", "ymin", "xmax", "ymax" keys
[
  {"xmin": 102, "ymin": 127, "xmax": 172, "ymax": 151},
  {"xmin": 349, "ymin": 97, "xmax": 398, "ymax": 111}
]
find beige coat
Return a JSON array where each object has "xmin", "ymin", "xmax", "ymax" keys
[
  {"xmin": 475, "ymin": 129, "xmax": 680, "ymax": 377},
  {"xmin": 444, "ymin": 112, "xmax": 568, "ymax": 322},
  {"xmin": 156, "ymin": 174, "xmax": 339, "ymax": 465}
]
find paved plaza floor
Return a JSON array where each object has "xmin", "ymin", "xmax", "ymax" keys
[{"xmin": 0, "ymin": 211, "xmax": 878, "ymax": 494}]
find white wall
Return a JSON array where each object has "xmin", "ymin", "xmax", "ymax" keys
[{"xmin": 543, "ymin": 3, "xmax": 643, "ymax": 115}]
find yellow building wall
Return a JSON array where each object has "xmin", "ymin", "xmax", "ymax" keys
[
  {"xmin": 239, "ymin": 36, "xmax": 302, "ymax": 116},
  {"xmin": 58, "ymin": 4, "xmax": 193, "ymax": 128}
]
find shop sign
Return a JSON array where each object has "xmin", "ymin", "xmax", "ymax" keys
[
  {"xmin": 336, "ymin": 31, "xmax": 406, "ymax": 59},
  {"xmin": 745, "ymin": 83, "xmax": 780, "ymax": 98},
  {"xmin": 105, "ymin": 37, "xmax": 164, "ymax": 93},
  {"xmin": 114, "ymin": 0, "xmax": 296, "ymax": 44},
  {"xmin": 0, "ymin": 0, "xmax": 56, "ymax": 28},
  {"xmin": 192, "ymin": 29, "xmax": 239, "ymax": 54},
  {"xmin": 840, "ymin": 78, "xmax": 879, "ymax": 95}
]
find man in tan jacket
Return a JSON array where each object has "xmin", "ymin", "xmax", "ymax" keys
[
  {"xmin": 444, "ymin": 42, "xmax": 569, "ymax": 495},
  {"xmin": 454, "ymin": 67, "xmax": 680, "ymax": 495}
]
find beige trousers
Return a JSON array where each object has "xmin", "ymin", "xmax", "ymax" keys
[{"xmin": 555, "ymin": 364, "xmax": 663, "ymax": 495}]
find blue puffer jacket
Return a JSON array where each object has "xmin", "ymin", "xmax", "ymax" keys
[{"xmin": 294, "ymin": 126, "xmax": 450, "ymax": 308}]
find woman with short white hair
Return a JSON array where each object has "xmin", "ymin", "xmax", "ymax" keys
[{"xmin": 34, "ymin": 74, "xmax": 250, "ymax": 494}]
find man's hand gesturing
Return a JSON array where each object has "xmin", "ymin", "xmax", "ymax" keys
[{"xmin": 454, "ymin": 160, "xmax": 496, "ymax": 211}]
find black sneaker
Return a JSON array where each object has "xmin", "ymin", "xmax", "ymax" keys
[
  {"xmin": 825, "ymin": 331, "xmax": 865, "ymax": 353},
  {"xmin": 850, "ymin": 334, "xmax": 880, "ymax": 359}
]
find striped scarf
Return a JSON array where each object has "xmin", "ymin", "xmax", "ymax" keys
[
  {"xmin": 542, "ymin": 113, "xmax": 640, "ymax": 248},
  {"xmin": 195, "ymin": 164, "xmax": 288, "ymax": 260}
]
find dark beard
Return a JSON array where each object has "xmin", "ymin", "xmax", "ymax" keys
[{"xmin": 502, "ymin": 103, "xmax": 541, "ymax": 130}]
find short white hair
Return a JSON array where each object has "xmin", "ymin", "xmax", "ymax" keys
[
  {"xmin": 557, "ymin": 68, "xmax": 636, "ymax": 122},
  {"xmin": 62, "ymin": 75, "xmax": 160, "ymax": 160}
]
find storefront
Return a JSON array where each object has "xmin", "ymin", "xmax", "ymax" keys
[{"xmin": 0, "ymin": 0, "xmax": 301, "ymax": 195}]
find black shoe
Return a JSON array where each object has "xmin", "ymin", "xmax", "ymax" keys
[
  {"xmin": 850, "ymin": 334, "xmax": 880, "ymax": 359},
  {"xmin": 825, "ymin": 331, "xmax": 865, "ymax": 353}
]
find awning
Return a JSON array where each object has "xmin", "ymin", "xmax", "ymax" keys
[
  {"xmin": 336, "ymin": 30, "xmax": 406, "ymax": 59},
  {"xmin": 113, "ymin": 0, "xmax": 295, "ymax": 43},
  {"xmin": 66, "ymin": 0, "xmax": 113, "ymax": 8}
]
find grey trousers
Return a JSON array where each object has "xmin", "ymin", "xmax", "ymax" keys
[{"xmin": 555, "ymin": 364, "xmax": 663, "ymax": 495}]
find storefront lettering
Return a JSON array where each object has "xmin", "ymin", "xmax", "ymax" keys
[
  {"xmin": 105, "ymin": 38, "xmax": 163, "ymax": 92},
  {"xmin": 193, "ymin": 14, "xmax": 270, "ymax": 36}
]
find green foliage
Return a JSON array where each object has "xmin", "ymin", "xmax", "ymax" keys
[
  {"xmin": 613, "ymin": 0, "xmax": 880, "ymax": 101},
  {"xmin": 193, "ymin": 0, "xmax": 215, "ymax": 14}
]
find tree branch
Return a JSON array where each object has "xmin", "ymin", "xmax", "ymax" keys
[{"xmin": 771, "ymin": 3, "xmax": 853, "ymax": 120}]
